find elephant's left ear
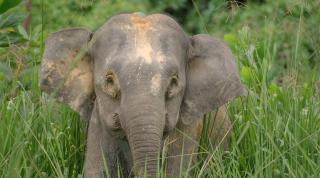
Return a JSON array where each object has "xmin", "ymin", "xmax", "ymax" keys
[
  {"xmin": 40, "ymin": 28, "xmax": 95, "ymax": 120},
  {"xmin": 180, "ymin": 34, "xmax": 246, "ymax": 124}
]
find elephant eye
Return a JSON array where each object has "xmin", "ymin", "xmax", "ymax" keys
[
  {"xmin": 166, "ymin": 75, "xmax": 179, "ymax": 98},
  {"xmin": 104, "ymin": 72, "xmax": 120, "ymax": 99},
  {"xmin": 106, "ymin": 74, "xmax": 114, "ymax": 85},
  {"xmin": 170, "ymin": 76, "xmax": 178, "ymax": 87}
]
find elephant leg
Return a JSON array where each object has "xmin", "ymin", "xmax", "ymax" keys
[
  {"xmin": 165, "ymin": 118, "xmax": 203, "ymax": 178},
  {"xmin": 84, "ymin": 115, "xmax": 104, "ymax": 178},
  {"xmin": 84, "ymin": 111, "xmax": 119, "ymax": 178},
  {"xmin": 164, "ymin": 105, "xmax": 231, "ymax": 177},
  {"xmin": 206, "ymin": 105, "xmax": 232, "ymax": 151}
]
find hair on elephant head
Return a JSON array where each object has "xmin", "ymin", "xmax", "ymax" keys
[{"xmin": 40, "ymin": 13, "xmax": 246, "ymax": 178}]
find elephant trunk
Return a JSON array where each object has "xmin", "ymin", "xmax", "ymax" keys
[{"xmin": 122, "ymin": 103, "xmax": 164, "ymax": 177}]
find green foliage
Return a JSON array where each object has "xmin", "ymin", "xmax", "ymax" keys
[
  {"xmin": 1, "ymin": 0, "xmax": 320, "ymax": 177},
  {"xmin": 0, "ymin": 0, "xmax": 22, "ymax": 14},
  {"xmin": 0, "ymin": 0, "xmax": 28, "ymax": 47},
  {"xmin": 0, "ymin": 12, "xmax": 28, "ymax": 47}
]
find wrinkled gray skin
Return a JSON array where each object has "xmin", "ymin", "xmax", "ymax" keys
[{"xmin": 40, "ymin": 13, "xmax": 246, "ymax": 178}]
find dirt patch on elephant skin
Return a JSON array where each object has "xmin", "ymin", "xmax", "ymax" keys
[
  {"xmin": 130, "ymin": 14, "xmax": 153, "ymax": 30},
  {"xmin": 131, "ymin": 15, "xmax": 154, "ymax": 64},
  {"xmin": 155, "ymin": 51, "xmax": 165, "ymax": 64},
  {"xmin": 130, "ymin": 14, "xmax": 166, "ymax": 66},
  {"xmin": 150, "ymin": 74, "xmax": 161, "ymax": 95}
]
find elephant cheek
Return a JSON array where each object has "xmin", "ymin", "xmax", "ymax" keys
[{"xmin": 165, "ymin": 93, "xmax": 184, "ymax": 132}]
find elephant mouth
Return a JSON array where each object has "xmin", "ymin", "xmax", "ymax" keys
[{"xmin": 108, "ymin": 128, "xmax": 127, "ymax": 140}]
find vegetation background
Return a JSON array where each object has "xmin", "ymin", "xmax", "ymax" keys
[{"xmin": 0, "ymin": 0, "xmax": 319, "ymax": 177}]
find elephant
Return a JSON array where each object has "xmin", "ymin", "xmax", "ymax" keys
[{"xmin": 40, "ymin": 13, "xmax": 246, "ymax": 178}]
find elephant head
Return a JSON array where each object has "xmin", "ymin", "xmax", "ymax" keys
[{"xmin": 40, "ymin": 13, "xmax": 246, "ymax": 177}]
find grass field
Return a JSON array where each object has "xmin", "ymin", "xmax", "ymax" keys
[{"xmin": 0, "ymin": 0, "xmax": 319, "ymax": 177}]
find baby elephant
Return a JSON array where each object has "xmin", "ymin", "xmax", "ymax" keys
[{"xmin": 40, "ymin": 13, "xmax": 246, "ymax": 178}]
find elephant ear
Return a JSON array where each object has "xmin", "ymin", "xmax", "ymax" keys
[
  {"xmin": 180, "ymin": 34, "xmax": 246, "ymax": 124},
  {"xmin": 40, "ymin": 28, "xmax": 95, "ymax": 120}
]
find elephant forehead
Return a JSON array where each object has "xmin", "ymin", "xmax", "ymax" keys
[
  {"xmin": 129, "ymin": 15, "xmax": 165, "ymax": 65},
  {"xmin": 130, "ymin": 14, "xmax": 153, "ymax": 30},
  {"xmin": 94, "ymin": 13, "xmax": 187, "ymax": 71}
]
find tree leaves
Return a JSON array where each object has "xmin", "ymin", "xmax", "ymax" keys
[
  {"xmin": 0, "ymin": 12, "xmax": 26, "ymax": 27},
  {"xmin": 0, "ymin": 13, "xmax": 28, "ymax": 47},
  {"xmin": 0, "ymin": 0, "xmax": 22, "ymax": 14}
]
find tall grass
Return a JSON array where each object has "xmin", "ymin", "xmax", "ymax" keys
[{"xmin": 1, "ymin": 0, "xmax": 319, "ymax": 177}]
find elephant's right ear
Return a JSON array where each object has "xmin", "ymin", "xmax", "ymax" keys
[{"xmin": 40, "ymin": 28, "xmax": 95, "ymax": 120}]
